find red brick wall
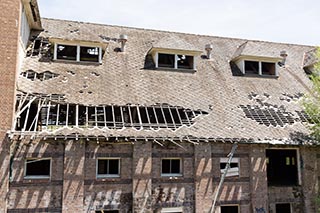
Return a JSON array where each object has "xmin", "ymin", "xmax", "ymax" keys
[{"xmin": 0, "ymin": 0, "xmax": 21, "ymax": 211}]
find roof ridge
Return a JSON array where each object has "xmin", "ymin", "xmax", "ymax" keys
[{"xmin": 41, "ymin": 17, "xmax": 316, "ymax": 48}]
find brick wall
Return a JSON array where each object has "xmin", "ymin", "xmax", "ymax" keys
[
  {"xmin": 0, "ymin": 0, "xmax": 21, "ymax": 212},
  {"xmin": 6, "ymin": 140, "xmax": 320, "ymax": 212}
]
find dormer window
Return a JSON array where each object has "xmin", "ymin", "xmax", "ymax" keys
[
  {"xmin": 57, "ymin": 44, "xmax": 77, "ymax": 61},
  {"xmin": 148, "ymin": 35, "xmax": 202, "ymax": 71},
  {"xmin": 243, "ymin": 60, "xmax": 277, "ymax": 76},
  {"xmin": 54, "ymin": 42, "xmax": 103, "ymax": 63},
  {"xmin": 155, "ymin": 52, "xmax": 195, "ymax": 70}
]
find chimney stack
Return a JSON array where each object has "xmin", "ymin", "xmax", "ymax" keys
[
  {"xmin": 119, "ymin": 34, "xmax": 128, "ymax": 52},
  {"xmin": 205, "ymin": 44, "xmax": 213, "ymax": 59},
  {"xmin": 280, "ymin": 50, "xmax": 288, "ymax": 66}
]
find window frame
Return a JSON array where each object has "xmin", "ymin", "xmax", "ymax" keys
[
  {"xmin": 53, "ymin": 43, "xmax": 102, "ymax": 63},
  {"xmin": 161, "ymin": 158, "xmax": 182, "ymax": 177},
  {"xmin": 154, "ymin": 52, "xmax": 196, "ymax": 71},
  {"xmin": 235, "ymin": 58, "xmax": 280, "ymax": 77},
  {"xmin": 96, "ymin": 157, "xmax": 121, "ymax": 178},
  {"xmin": 24, "ymin": 158, "xmax": 52, "ymax": 180},
  {"xmin": 266, "ymin": 148, "xmax": 301, "ymax": 186},
  {"xmin": 220, "ymin": 157, "xmax": 240, "ymax": 177}
]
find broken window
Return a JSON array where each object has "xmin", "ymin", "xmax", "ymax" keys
[
  {"xmin": 156, "ymin": 53, "xmax": 195, "ymax": 70},
  {"xmin": 161, "ymin": 158, "xmax": 181, "ymax": 176},
  {"xmin": 266, "ymin": 149, "xmax": 298, "ymax": 186},
  {"xmin": 97, "ymin": 158, "xmax": 120, "ymax": 178},
  {"xmin": 220, "ymin": 205, "xmax": 239, "ymax": 213},
  {"xmin": 220, "ymin": 157, "xmax": 239, "ymax": 177},
  {"xmin": 177, "ymin": 55, "xmax": 193, "ymax": 69},
  {"xmin": 80, "ymin": 46, "xmax": 99, "ymax": 62},
  {"xmin": 262, "ymin": 62, "xmax": 276, "ymax": 75},
  {"xmin": 244, "ymin": 60, "xmax": 259, "ymax": 74},
  {"xmin": 25, "ymin": 158, "xmax": 51, "ymax": 179},
  {"xmin": 57, "ymin": 44, "xmax": 77, "ymax": 61},
  {"xmin": 276, "ymin": 203, "xmax": 291, "ymax": 213},
  {"xmin": 21, "ymin": 70, "xmax": 59, "ymax": 81},
  {"xmin": 55, "ymin": 44, "xmax": 102, "ymax": 63},
  {"xmin": 158, "ymin": 53, "xmax": 175, "ymax": 68}
]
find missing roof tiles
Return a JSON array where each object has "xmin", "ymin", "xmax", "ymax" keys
[
  {"xmin": 240, "ymin": 104, "xmax": 295, "ymax": 127},
  {"xmin": 26, "ymin": 37, "xmax": 51, "ymax": 59},
  {"xmin": 13, "ymin": 97, "xmax": 209, "ymax": 132},
  {"xmin": 21, "ymin": 70, "xmax": 59, "ymax": 81}
]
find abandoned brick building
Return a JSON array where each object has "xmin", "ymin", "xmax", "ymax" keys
[{"xmin": 1, "ymin": 0, "xmax": 320, "ymax": 213}]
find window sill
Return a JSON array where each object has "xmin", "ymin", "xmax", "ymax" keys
[
  {"xmin": 154, "ymin": 67, "xmax": 196, "ymax": 73},
  {"xmin": 96, "ymin": 175, "xmax": 120, "ymax": 179},
  {"xmin": 242, "ymin": 73, "xmax": 279, "ymax": 78},
  {"xmin": 161, "ymin": 174, "xmax": 183, "ymax": 177},
  {"xmin": 24, "ymin": 176, "xmax": 50, "ymax": 180},
  {"xmin": 53, "ymin": 59, "xmax": 102, "ymax": 66}
]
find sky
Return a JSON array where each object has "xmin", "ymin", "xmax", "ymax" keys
[{"xmin": 38, "ymin": 0, "xmax": 320, "ymax": 46}]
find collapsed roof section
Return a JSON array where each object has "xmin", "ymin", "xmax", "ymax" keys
[{"xmin": 14, "ymin": 18, "xmax": 318, "ymax": 145}]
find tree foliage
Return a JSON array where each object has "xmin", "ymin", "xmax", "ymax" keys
[{"xmin": 303, "ymin": 47, "xmax": 320, "ymax": 140}]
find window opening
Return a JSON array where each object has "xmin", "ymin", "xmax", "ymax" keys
[
  {"xmin": 95, "ymin": 211, "xmax": 119, "ymax": 213},
  {"xmin": 80, "ymin": 46, "xmax": 99, "ymax": 62},
  {"xmin": 266, "ymin": 149, "xmax": 298, "ymax": 186},
  {"xmin": 158, "ymin": 53, "xmax": 175, "ymax": 68},
  {"xmin": 161, "ymin": 159, "xmax": 181, "ymax": 176},
  {"xmin": 97, "ymin": 158, "xmax": 120, "ymax": 178},
  {"xmin": 276, "ymin": 203, "xmax": 291, "ymax": 213},
  {"xmin": 262, "ymin": 62, "xmax": 276, "ymax": 75},
  {"xmin": 244, "ymin": 61, "xmax": 259, "ymax": 74},
  {"xmin": 25, "ymin": 159, "xmax": 51, "ymax": 178},
  {"xmin": 78, "ymin": 105, "xmax": 86, "ymax": 126},
  {"xmin": 58, "ymin": 105, "xmax": 67, "ymax": 125},
  {"xmin": 96, "ymin": 107, "xmax": 105, "ymax": 127},
  {"xmin": 220, "ymin": 205, "xmax": 239, "ymax": 213},
  {"xmin": 177, "ymin": 55, "xmax": 193, "ymax": 69},
  {"xmin": 57, "ymin": 44, "xmax": 77, "ymax": 61},
  {"xmin": 68, "ymin": 104, "xmax": 76, "ymax": 126},
  {"xmin": 220, "ymin": 157, "xmax": 239, "ymax": 177}
]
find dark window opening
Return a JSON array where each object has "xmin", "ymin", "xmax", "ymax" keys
[
  {"xmin": 114, "ymin": 107, "xmax": 123, "ymax": 128},
  {"xmin": 88, "ymin": 107, "xmax": 96, "ymax": 127},
  {"xmin": 245, "ymin": 60, "xmax": 259, "ymax": 74},
  {"xmin": 262, "ymin": 62, "xmax": 276, "ymax": 75},
  {"xmin": 177, "ymin": 55, "xmax": 193, "ymax": 69},
  {"xmin": 80, "ymin": 46, "xmax": 99, "ymax": 62},
  {"xmin": 97, "ymin": 107, "xmax": 105, "ymax": 127},
  {"xmin": 162, "ymin": 159, "xmax": 181, "ymax": 175},
  {"xmin": 155, "ymin": 107, "xmax": 165, "ymax": 124},
  {"xmin": 276, "ymin": 203, "xmax": 291, "ymax": 213},
  {"xmin": 105, "ymin": 106, "xmax": 114, "ymax": 127},
  {"xmin": 221, "ymin": 205, "xmax": 238, "ymax": 213},
  {"xmin": 266, "ymin": 149, "xmax": 298, "ymax": 186},
  {"xmin": 163, "ymin": 107, "xmax": 174, "ymax": 126},
  {"xmin": 220, "ymin": 163, "xmax": 238, "ymax": 170},
  {"xmin": 78, "ymin": 106, "xmax": 87, "ymax": 126},
  {"xmin": 97, "ymin": 159, "xmax": 120, "ymax": 177},
  {"xmin": 25, "ymin": 159, "xmax": 50, "ymax": 177},
  {"xmin": 57, "ymin": 44, "xmax": 77, "ymax": 61},
  {"xmin": 58, "ymin": 105, "xmax": 67, "ymax": 125},
  {"xmin": 68, "ymin": 104, "xmax": 76, "ymax": 126},
  {"xmin": 158, "ymin": 53, "xmax": 175, "ymax": 68}
]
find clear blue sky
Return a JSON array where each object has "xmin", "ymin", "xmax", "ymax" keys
[{"xmin": 38, "ymin": 0, "xmax": 320, "ymax": 46}]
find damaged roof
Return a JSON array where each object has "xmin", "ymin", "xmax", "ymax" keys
[{"xmin": 17, "ymin": 18, "xmax": 318, "ymax": 145}]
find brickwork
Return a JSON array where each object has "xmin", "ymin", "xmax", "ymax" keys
[
  {"xmin": 4, "ymin": 140, "xmax": 320, "ymax": 212},
  {"xmin": 249, "ymin": 145, "xmax": 268, "ymax": 213},
  {"xmin": 0, "ymin": 0, "xmax": 21, "ymax": 212}
]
